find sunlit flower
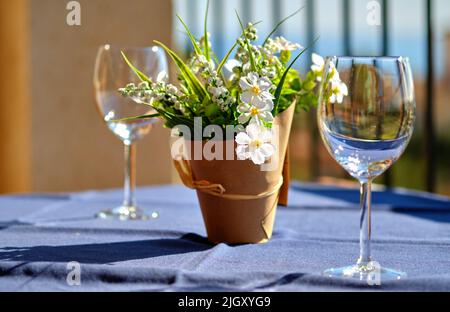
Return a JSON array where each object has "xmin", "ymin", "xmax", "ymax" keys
[
  {"xmin": 223, "ymin": 58, "xmax": 241, "ymax": 82},
  {"xmin": 239, "ymin": 72, "xmax": 274, "ymax": 107},
  {"xmin": 207, "ymin": 85, "xmax": 227, "ymax": 98},
  {"xmin": 272, "ymin": 36, "xmax": 302, "ymax": 52},
  {"xmin": 156, "ymin": 70, "xmax": 169, "ymax": 83},
  {"xmin": 311, "ymin": 53, "xmax": 338, "ymax": 82},
  {"xmin": 311, "ymin": 53, "xmax": 325, "ymax": 74},
  {"xmin": 235, "ymin": 123, "xmax": 275, "ymax": 165},
  {"xmin": 329, "ymin": 79, "xmax": 348, "ymax": 104},
  {"xmin": 237, "ymin": 101, "xmax": 274, "ymax": 125}
]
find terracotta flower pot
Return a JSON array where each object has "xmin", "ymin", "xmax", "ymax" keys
[{"xmin": 177, "ymin": 104, "xmax": 295, "ymax": 244}]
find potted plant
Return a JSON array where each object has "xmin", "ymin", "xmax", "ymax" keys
[{"xmin": 118, "ymin": 4, "xmax": 342, "ymax": 243}]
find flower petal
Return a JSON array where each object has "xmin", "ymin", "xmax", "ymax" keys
[
  {"xmin": 238, "ymin": 113, "xmax": 251, "ymax": 124},
  {"xmin": 235, "ymin": 132, "xmax": 251, "ymax": 145},
  {"xmin": 259, "ymin": 143, "xmax": 275, "ymax": 157},
  {"xmin": 312, "ymin": 53, "xmax": 324, "ymax": 66},
  {"xmin": 246, "ymin": 123, "xmax": 261, "ymax": 140},
  {"xmin": 258, "ymin": 77, "xmax": 273, "ymax": 91},
  {"xmin": 237, "ymin": 103, "xmax": 250, "ymax": 113},
  {"xmin": 260, "ymin": 111, "xmax": 274, "ymax": 122},
  {"xmin": 249, "ymin": 116, "xmax": 262, "ymax": 125},
  {"xmin": 260, "ymin": 128, "xmax": 273, "ymax": 142},
  {"xmin": 258, "ymin": 103, "xmax": 271, "ymax": 112},
  {"xmin": 250, "ymin": 149, "xmax": 266, "ymax": 165},
  {"xmin": 330, "ymin": 94, "xmax": 337, "ymax": 103},
  {"xmin": 340, "ymin": 83, "xmax": 348, "ymax": 96},
  {"xmin": 240, "ymin": 91, "xmax": 254, "ymax": 105},
  {"xmin": 260, "ymin": 90, "xmax": 275, "ymax": 99},
  {"xmin": 311, "ymin": 64, "xmax": 322, "ymax": 73},
  {"xmin": 253, "ymin": 97, "xmax": 273, "ymax": 109},
  {"xmin": 248, "ymin": 72, "xmax": 259, "ymax": 85},
  {"xmin": 156, "ymin": 70, "xmax": 168, "ymax": 83},
  {"xmin": 236, "ymin": 145, "xmax": 249, "ymax": 160},
  {"xmin": 239, "ymin": 77, "xmax": 252, "ymax": 90},
  {"xmin": 224, "ymin": 59, "xmax": 241, "ymax": 72}
]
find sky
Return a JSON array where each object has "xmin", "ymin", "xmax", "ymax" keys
[{"xmin": 173, "ymin": 0, "xmax": 450, "ymax": 77}]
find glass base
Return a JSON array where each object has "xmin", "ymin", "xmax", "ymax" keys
[
  {"xmin": 96, "ymin": 206, "xmax": 159, "ymax": 221},
  {"xmin": 323, "ymin": 262, "xmax": 406, "ymax": 285}
]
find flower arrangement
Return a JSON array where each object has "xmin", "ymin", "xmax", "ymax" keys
[{"xmin": 119, "ymin": 3, "xmax": 346, "ymax": 165}]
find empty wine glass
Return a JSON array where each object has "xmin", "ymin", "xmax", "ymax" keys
[
  {"xmin": 93, "ymin": 44, "xmax": 168, "ymax": 220},
  {"xmin": 317, "ymin": 56, "xmax": 415, "ymax": 282}
]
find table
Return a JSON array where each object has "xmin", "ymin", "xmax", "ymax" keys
[{"xmin": 1, "ymin": 182, "xmax": 450, "ymax": 291}]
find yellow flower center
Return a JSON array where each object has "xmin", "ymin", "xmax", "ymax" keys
[
  {"xmin": 251, "ymin": 85, "xmax": 261, "ymax": 94},
  {"xmin": 250, "ymin": 139, "xmax": 263, "ymax": 149},
  {"xmin": 250, "ymin": 107, "xmax": 260, "ymax": 116}
]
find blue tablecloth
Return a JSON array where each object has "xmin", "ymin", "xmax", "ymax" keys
[{"xmin": 1, "ymin": 182, "xmax": 450, "ymax": 291}]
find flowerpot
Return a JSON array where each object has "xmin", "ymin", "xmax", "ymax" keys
[{"xmin": 176, "ymin": 104, "xmax": 295, "ymax": 244}]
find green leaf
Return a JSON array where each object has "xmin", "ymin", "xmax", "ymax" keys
[
  {"xmin": 154, "ymin": 40, "xmax": 209, "ymax": 101},
  {"xmin": 204, "ymin": 0, "xmax": 210, "ymax": 61},
  {"xmin": 280, "ymin": 88, "xmax": 298, "ymax": 96},
  {"xmin": 217, "ymin": 41, "xmax": 238, "ymax": 74},
  {"xmin": 273, "ymin": 37, "xmax": 319, "ymax": 113},
  {"xmin": 235, "ymin": 10, "xmax": 257, "ymax": 72},
  {"xmin": 302, "ymin": 79, "xmax": 316, "ymax": 91},
  {"xmin": 155, "ymin": 106, "xmax": 195, "ymax": 127},
  {"xmin": 121, "ymin": 51, "xmax": 151, "ymax": 83},
  {"xmin": 176, "ymin": 14, "xmax": 202, "ymax": 56},
  {"xmin": 210, "ymin": 51, "xmax": 220, "ymax": 66},
  {"xmin": 205, "ymin": 103, "xmax": 220, "ymax": 118},
  {"xmin": 263, "ymin": 6, "xmax": 304, "ymax": 45},
  {"xmin": 112, "ymin": 113, "xmax": 161, "ymax": 123}
]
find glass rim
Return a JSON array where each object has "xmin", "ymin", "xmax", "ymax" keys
[
  {"xmin": 325, "ymin": 55, "xmax": 409, "ymax": 62},
  {"xmin": 97, "ymin": 44, "xmax": 162, "ymax": 52}
]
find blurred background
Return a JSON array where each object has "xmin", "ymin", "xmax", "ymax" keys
[{"xmin": 0, "ymin": 0, "xmax": 449, "ymax": 195}]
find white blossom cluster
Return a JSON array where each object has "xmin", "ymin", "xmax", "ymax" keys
[
  {"xmin": 119, "ymin": 20, "xmax": 338, "ymax": 166},
  {"xmin": 225, "ymin": 26, "xmax": 305, "ymax": 165},
  {"xmin": 206, "ymin": 76, "xmax": 235, "ymax": 112},
  {"xmin": 188, "ymin": 54, "xmax": 235, "ymax": 112},
  {"xmin": 310, "ymin": 53, "xmax": 348, "ymax": 104},
  {"xmin": 118, "ymin": 72, "xmax": 188, "ymax": 114}
]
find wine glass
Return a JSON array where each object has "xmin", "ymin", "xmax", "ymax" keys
[
  {"xmin": 93, "ymin": 44, "xmax": 168, "ymax": 220},
  {"xmin": 317, "ymin": 56, "xmax": 415, "ymax": 282}
]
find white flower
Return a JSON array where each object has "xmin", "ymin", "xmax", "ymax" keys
[
  {"xmin": 329, "ymin": 79, "xmax": 348, "ymax": 104},
  {"xmin": 196, "ymin": 55, "xmax": 215, "ymax": 70},
  {"xmin": 311, "ymin": 53, "xmax": 338, "ymax": 82},
  {"xmin": 241, "ymin": 62, "xmax": 252, "ymax": 75},
  {"xmin": 309, "ymin": 53, "xmax": 348, "ymax": 103},
  {"xmin": 239, "ymin": 72, "xmax": 274, "ymax": 107},
  {"xmin": 207, "ymin": 85, "xmax": 227, "ymax": 98},
  {"xmin": 156, "ymin": 70, "xmax": 168, "ymax": 83},
  {"xmin": 235, "ymin": 123, "xmax": 275, "ymax": 165},
  {"xmin": 237, "ymin": 101, "xmax": 273, "ymax": 125},
  {"xmin": 273, "ymin": 36, "xmax": 302, "ymax": 52},
  {"xmin": 167, "ymin": 84, "xmax": 179, "ymax": 95},
  {"xmin": 311, "ymin": 53, "xmax": 325, "ymax": 75},
  {"xmin": 223, "ymin": 59, "xmax": 241, "ymax": 82}
]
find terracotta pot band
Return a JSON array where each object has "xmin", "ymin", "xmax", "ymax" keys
[
  {"xmin": 173, "ymin": 158, "xmax": 284, "ymax": 200},
  {"xmin": 261, "ymin": 193, "xmax": 280, "ymax": 239}
]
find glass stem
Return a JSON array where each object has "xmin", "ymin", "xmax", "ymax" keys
[
  {"xmin": 358, "ymin": 180, "xmax": 372, "ymax": 266},
  {"xmin": 123, "ymin": 143, "xmax": 137, "ymax": 208}
]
